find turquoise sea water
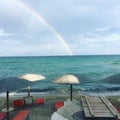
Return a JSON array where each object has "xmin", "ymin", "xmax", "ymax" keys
[{"xmin": 0, "ymin": 55, "xmax": 120, "ymax": 93}]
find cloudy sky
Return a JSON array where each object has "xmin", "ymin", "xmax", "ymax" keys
[{"xmin": 0, "ymin": 0, "xmax": 120, "ymax": 56}]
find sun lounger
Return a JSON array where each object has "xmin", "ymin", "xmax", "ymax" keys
[
  {"xmin": 0, "ymin": 112, "xmax": 7, "ymax": 120},
  {"xmin": 55, "ymin": 101, "xmax": 64, "ymax": 111},
  {"xmin": 36, "ymin": 98, "xmax": 45, "ymax": 105},
  {"xmin": 13, "ymin": 110, "xmax": 30, "ymax": 120},
  {"xmin": 13, "ymin": 99, "xmax": 24, "ymax": 109}
]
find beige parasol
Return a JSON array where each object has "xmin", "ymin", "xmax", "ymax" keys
[
  {"xmin": 19, "ymin": 74, "xmax": 45, "ymax": 82},
  {"xmin": 54, "ymin": 74, "xmax": 80, "ymax": 101},
  {"xmin": 20, "ymin": 74, "xmax": 45, "ymax": 96}
]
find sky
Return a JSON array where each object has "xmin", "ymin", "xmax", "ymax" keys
[{"xmin": 0, "ymin": 0, "xmax": 120, "ymax": 56}]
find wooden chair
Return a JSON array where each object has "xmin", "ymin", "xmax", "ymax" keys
[{"xmin": 24, "ymin": 96, "xmax": 33, "ymax": 107}]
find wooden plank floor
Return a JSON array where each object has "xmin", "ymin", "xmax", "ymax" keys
[{"xmin": 81, "ymin": 96, "xmax": 120, "ymax": 119}]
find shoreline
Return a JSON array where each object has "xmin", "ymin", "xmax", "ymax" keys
[
  {"xmin": 1, "ymin": 90, "xmax": 120, "ymax": 98},
  {"xmin": 82, "ymin": 90, "xmax": 120, "ymax": 97}
]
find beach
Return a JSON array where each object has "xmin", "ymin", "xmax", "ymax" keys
[
  {"xmin": 0, "ymin": 92, "xmax": 120, "ymax": 120},
  {"xmin": 0, "ymin": 93, "xmax": 73, "ymax": 120}
]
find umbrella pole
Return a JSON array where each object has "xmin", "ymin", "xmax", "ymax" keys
[
  {"xmin": 28, "ymin": 85, "xmax": 30, "ymax": 97},
  {"xmin": 70, "ymin": 84, "xmax": 72, "ymax": 101},
  {"xmin": 28, "ymin": 91, "xmax": 30, "ymax": 97},
  {"xmin": 6, "ymin": 90, "xmax": 9, "ymax": 120}
]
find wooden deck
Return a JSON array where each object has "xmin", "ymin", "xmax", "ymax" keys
[{"xmin": 81, "ymin": 96, "xmax": 120, "ymax": 119}]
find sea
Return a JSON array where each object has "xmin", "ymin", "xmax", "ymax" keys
[{"xmin": 0, "ymin": 55, "xmax": 120, "ymax": 96}]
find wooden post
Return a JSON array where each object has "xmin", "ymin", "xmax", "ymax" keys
[
  {"xmin": 6, "ymin": 90, "xmax": 9, "ymax": 120},
  {"xmin": 70, "ymin": 84, "xmax": 72, "ymax": 101}
]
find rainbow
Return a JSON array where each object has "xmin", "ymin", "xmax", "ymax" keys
[{"xmin": 8, "ymin": 0, "xmax": 73, "ymax": 55}]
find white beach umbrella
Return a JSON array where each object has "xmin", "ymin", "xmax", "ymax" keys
[
  {"xmin": 54, "ymin": 74, "xmax": 80, "ymax": 101},
  {"xmin": 20, "ymin": 74, "xmax": 45, "ymax": 96},
  {"xmin": 19, "ymin": 74, "xmax": 45, "ymax": 82}
]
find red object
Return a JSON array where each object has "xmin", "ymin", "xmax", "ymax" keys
[
  {"xmin": 117, "ymin": 109, "xmax": 120, "ymax": 112},
  {"xmin": 13, "ymin": 110, "xmax": 30, "ymax": 120},
  {"xmin": 55, "ymin": 101, "xmax": 64, "ymax": 111},
  {"xmin": 13, "ymin": 99, "xmax": 24, "ymax": 108},
  {"xmin": 36, "ymin": 98, "xmax": 45, "ymax": 105},
  {"xmin": 115, "ymin": 107, "xmax": 120, "ymax": 113},
  {"xmin": 0, "ymin": 112, "xmax": 7, "ymax": 120}
]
